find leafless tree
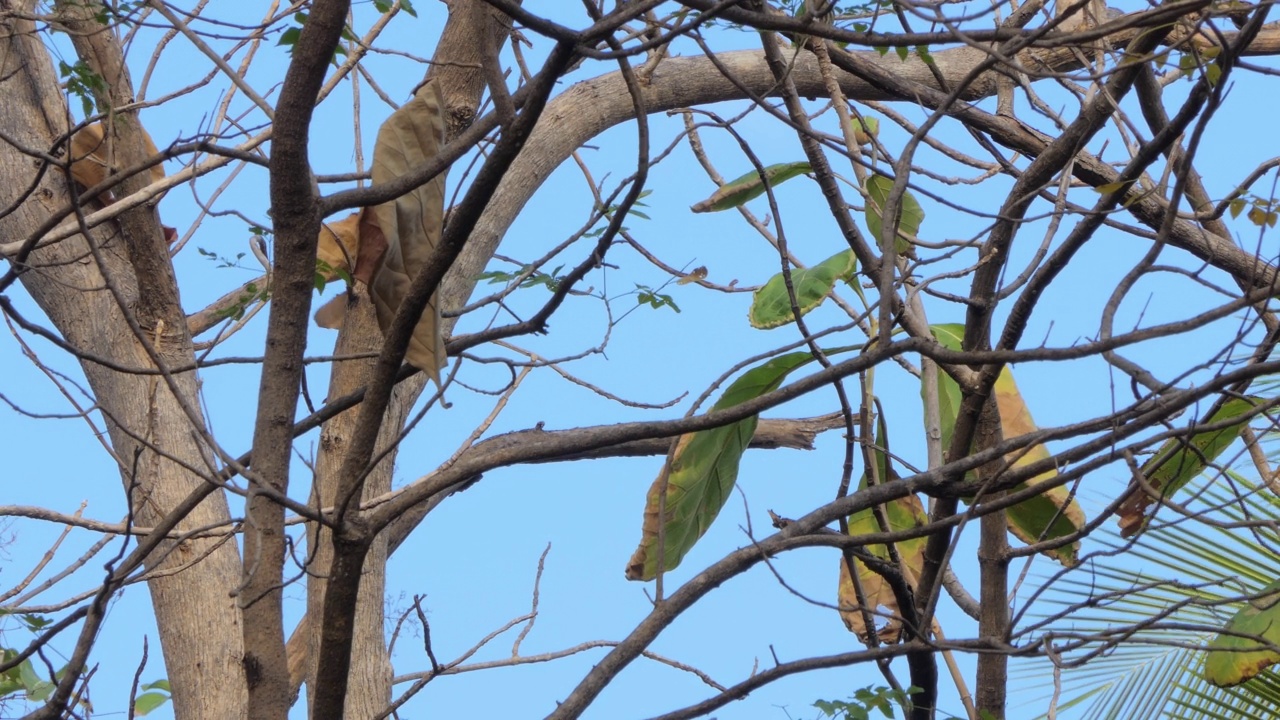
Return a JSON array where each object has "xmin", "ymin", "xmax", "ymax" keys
[{"xmin": 3, "ymin": 1, "xmax": 1280, "ymax": 719}]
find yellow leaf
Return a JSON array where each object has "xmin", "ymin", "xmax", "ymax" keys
[
  {"xmin": 838, "ymin": 553, "xmax": 898, "ymax": 641},
  {"xmin": 1230, "ymin": 198, "xmax": 1246, "ymax": 219},
  {"xmin": 837, "ymin": 493, "xmax": 927, "ymax": 642},
  {"xmin": 850, "ymin": 116, "xmax": 879, "ymax": 145},
  {"xmin": 1094, "ymin": 181, "xmax": 1129, "ymax": 195},
  {"xmin": 993, "ymin": 371, "xmax": 1085, "ymax": 565},
  {"xmin": 676, "ymin": 266, "xmax": 707, "ymax": 285}
]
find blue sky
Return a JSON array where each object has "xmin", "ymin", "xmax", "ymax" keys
[{"xmin": 4, "ymin": 2, "xmax": 1280, "ymax": 719}]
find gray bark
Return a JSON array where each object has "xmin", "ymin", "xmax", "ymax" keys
[
  {"xmin": 0, "ymin": 7, "xmax": 245, "ymax": 720},
  {"xmin": 305, "ymin": 288, "xmax": 418, "ymax": 717},
  {"xmin": 300, "ymin": 3, "xmax": 519, "ymax": 716},
  {"xmin": 445, "ymin": 29, "xmax": 1278, "ymax": 319},
  {"xmin": 3, "ymin": 3, "xmax": 1272, "ymax": 718}
]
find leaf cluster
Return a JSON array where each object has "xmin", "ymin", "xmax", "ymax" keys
[
  {"xmin": 57, "ymin": 60, "xmax": 106, "ymax": 118},
  {"xmin": 813, "ymin": 685, "xmax": 927, "ymax": 720}
]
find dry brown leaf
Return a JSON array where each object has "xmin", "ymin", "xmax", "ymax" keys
[
  {"xmin": 676, "ymin": 266, "xmax": 708, "ymax": 285},
  {"xmin": 838, "ymin": 555, "xmax": 900, "ymax": 642},
  {"xmin": 312, "ymin": 208, "xmax": 388, "ymax": 329},
  {"xmin": 69, "ymin": 122, "xmax": 174, "ymax": 242},
  {"xmin": 69, "ymin": 121, "xmax": 164, "ymax": 194},
  {"xmin": 836, "ymin": 493, "xmax": 927, "ymax": 643},
  {"xmin": 354, "ymin": 208, "xmax": 388, "ymax": 286},
  {"xmin": 317, "ymin": 212, "xmax": 361, "ymax": 279},
  {"xmin": 366, "ymin": 80, "xmax": 448, "ymax": 383},
  {"xmin": 314, "ymin": 295, "xmax": 347, "ymax": 329}
]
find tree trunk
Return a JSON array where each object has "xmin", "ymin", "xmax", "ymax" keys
[
  {"xmin": 976, "ymin": 504, "xmax": 1010, "ymax": 718},
  {"xmin": 974, "ymin": 399, "xmax": 1009, "ymax": 719},
  {"xmin": 306, "ymin": 288, "xmax": 422, "ymax": 717},
  {"xmin": 0, "ymin": 7, "xmax": 245, "ymax": 719},
  {"xmin": 300, "ymin": 4, "xmax": 517, "ymax": 715}
]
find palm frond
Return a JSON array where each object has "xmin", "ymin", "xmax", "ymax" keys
[{"xmin": 1015, "ymin": 470, "xmax": 1280, "ymax": 719}]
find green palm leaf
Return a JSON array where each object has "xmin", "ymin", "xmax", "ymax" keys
[{"xmin": 1017, "ymin": 469, "xmax": 1280, "ymax": 719}]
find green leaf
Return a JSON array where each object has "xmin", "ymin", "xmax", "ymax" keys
[
  {"xmin": 748, "ymin": 250, "xmax": 856, "ymax": 329},
  {"xmin": 635, "ymin": 284, "xmax": 681, "ymax": 313},
  {"xmin": 895, "ymin": 45, "xmax": 909, "ymax": 61},
  {"xmin": 816, "ymin": 686, "xmax": 923, "ymax": 719},
  {"xmin": 373, "ymin": 0, "xmax": 392, "ymax": 11},
  {"xmin": 58, "ymin": 59, "xmax": 106, "ymax": 116},
  {"xmin": 926, "ymin": 323, "xmax": 1085, "ymax": 565},
  {"xmin": 926, "ymin": 323, "xmax": 965, "ymax": 454},
  {"xmin": 18, "ymin": 659, "xmax": 52, "ymax": 701},
  {"xmin": 1206, "ymin": 579, "xmax": 1280, "ymax": 687},
  {"xmin": 17, "ymin": 658, "xmax": 40, "ymax": 692},
  {"xmin": 134, "ymin": 691, "xmax": 171, "ymax": 715},
  {"xmin": 625, "ymin": 348, "xmax": 858, "ymax": 581},
  {"xmin": 1118, "ymin": 396, "xmax": 1258, "ymax": 537},
  {"xmin": 0, "ymin": 677, "xmax": 20, "ymax": 697},
  {"xmin": 864, "ymin": 174, "xmax": 924, "ymax": 255},
  {"xmin": 19, "ymin": 614, "xmax": 50, "ymax": 631},
  {"xmin": 690, "ymin": 162, "xmax": 811, "ymax": 213},
  {"xmin": 400, "ymin": 0, "xmax": 418, "ymax": 17},
  {"xmin": 0, "ymin": 651, "xmax": 28, "ymax": 697},
  {"xmin": 278, "ymin": 26, "xmax": 301, "ymax": 47},
  {"xmin": 1180, "ymin": 53, "xmax": 1198, "ymax": 77}
]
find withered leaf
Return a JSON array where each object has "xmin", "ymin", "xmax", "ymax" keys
[
  {"xmin": 1116, "ymin": 396, "xmax": 1257, "ymax": 537},
  {"xmin": 836, "ymin": 418, "xmax": 927, "ymax": 642},
  {"xmin": 70, "ymin": 121, "xmax": 174, "ymax": 242},
  {"xmin": 366, "ymin": 80, "xmax": 448, "ymax": 383},
  {"xmin": 69, "ymin": 121, "xmax": 165, "ymax": 195},
  {"xmin": 928, "ymin": 323, "xmax": 1086, "ymax": 565},
  {"xmin": 317, "ymin": 212, "xmax": 361, "ymax": 279}
]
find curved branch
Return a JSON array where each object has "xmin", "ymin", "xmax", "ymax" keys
[{"xmin": 437, "ymin": 20, "xmax": 1280, "ymax": 341}]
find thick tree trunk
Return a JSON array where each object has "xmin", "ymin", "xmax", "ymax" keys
[
  {"xmin": 0, "ymin": 7, "xmax": 245, "ymax": 720},
  {"xmin": 300, "ymin": 4, "xmax": 517, "ymax": 715},
  {"xmin": 306, "ymin": 288, "xmax": 420, "ymax": 717}
]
